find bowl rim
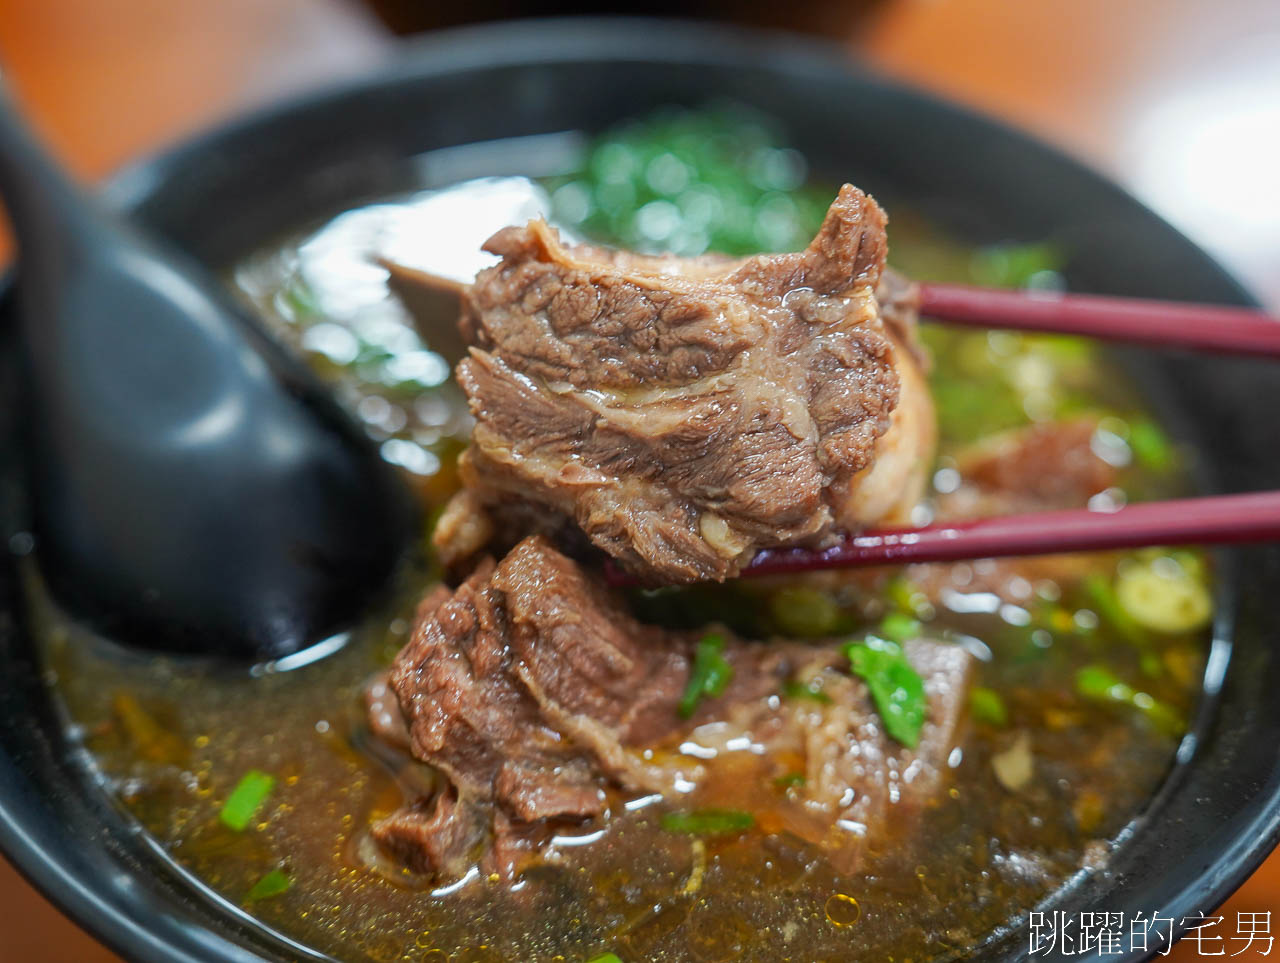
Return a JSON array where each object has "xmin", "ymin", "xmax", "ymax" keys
[{"xmin": 1, "ymin": 15, "xmax": 1273, "ymax": 963}]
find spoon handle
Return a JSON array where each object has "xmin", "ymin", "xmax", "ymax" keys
[{"xmin": 0, "ymin": 72, "xmax": 95, "ymax": 249}]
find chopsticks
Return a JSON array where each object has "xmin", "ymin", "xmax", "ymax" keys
[
  {"xmin": 604, "ymin": 491, "xmax": 1280, "ymax": 583},
  {"xmin": 917, "ymin": 283, "xmax": 1280, "ymax": 359},
  {"xmin": 603, "ymin": 492, "xmax": 1280, "ymax": 586},
  {"xmin": 739, "ymin": 491, "xmax": 1280, "ymax": 579}
]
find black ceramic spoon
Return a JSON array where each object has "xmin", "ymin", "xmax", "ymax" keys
[{"xmin": 0, "ymin": 81, "xmax": 416, "ymax": 660}]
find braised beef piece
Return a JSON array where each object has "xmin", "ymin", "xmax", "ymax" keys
[
  {"xmin": 364, "ymin": 674, "xmax": 410, "ymax": 753},
  {"xmin": 370, "ymin": 536, "xmax": 971, "ymax": 881},
  {"xmin": 875, "ymin": 265, "xmax": 925, "ymax": 360},
  {"xmin": 936, "ymin": 418, "xmax": 1115, "ymax": 520},
  {"xmin": 432, "ymin": 185, "xmax": 934, "ymax": 582},
  {"xmin": 365, "ymin": 585, "xmax": 452, "ymax": 752},
  {"xmin": 372, "ymin": 788, "xmax": 486, "ymax": 878},
  {"xmin": 908, "ymin": 417, "xmax": 1119, "ymax": 603}
]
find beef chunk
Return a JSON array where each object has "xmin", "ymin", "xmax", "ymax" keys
[
  {"xmin": 937, "ymin": 418, "xmax": 1116, "ymax": 520},
  {"xmin": 364, "ymin": 673, "xmax": 410, "ymax": 753},
  {"xmin": 909, "ymin": 418, "xmax": 1120, "ymax": 603},
  {"xmin": 364, "ymin": 585, "xmax": 452, "ymax": 753},
  {"xmin": 372, "ymin": 788, "xmax": 486, "ymax": 878},
  {"xmin": 372, "ymin": 536, "xmax": 971, "ymax": 881},
  {"xmin": 384, "ymin": 553, "xmax": 609, "ymax": 823},
  {"xmin": 435, "ymin": 185, "xmax": 934, "ymax": 581}
]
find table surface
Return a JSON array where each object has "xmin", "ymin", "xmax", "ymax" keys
[{"xmin": 0, "ymin": 1, "xmax": 1276, "ymax": 960}]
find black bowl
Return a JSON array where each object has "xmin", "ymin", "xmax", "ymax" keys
[{"xmin": 2, "ymin": 18, "xmax": 1278, "ymax": 963}]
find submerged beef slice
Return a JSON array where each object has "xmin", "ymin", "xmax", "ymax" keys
[
  {"xmin": 371, "ymin": 788, "xmax": 487, "ymax": 879},
  {"xmin": 936, "ymin": 418, "xmax": 1116, "ymax": 521},
  {"xmin": 437, "ymin": 185, "xmax": 932, "ymax": 582},
  {"xmin": 371, "ymin": 536, "xmax": 971, "ymax": 881},
  {"xmin": 906, "ymin": 418, "xmax": 1120, "ymax": 602}
]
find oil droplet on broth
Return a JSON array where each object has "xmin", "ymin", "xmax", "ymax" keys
[
  {"xmin": 825, "ymin": 893, "xmax": 861, "ymax": 926},
  {"xmin": 420, "ymin": 951, "xmax": 449, "ymax": 963}
]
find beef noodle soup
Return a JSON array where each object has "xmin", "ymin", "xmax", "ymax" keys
[{"xmin": 31, "ymin": 107, "xmax": 1212, "ymax": 962}]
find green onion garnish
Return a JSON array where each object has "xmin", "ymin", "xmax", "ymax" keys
[
  {"xmin": 970, "ymin": 241, "xmax": 1064, "ymax": 289},
  {"xmin": 773, "ymin": 772, "xmax": 807, "ymax": 789},
  {"xmin": 244, "ymin": 868, "xmax": 291, "ymax": 902},
  {"xmin": 1083, "ymin": 573, "xmax": 1146, "ymax": 647},
  {"xmin": 969, "ymin": 686, "xmax": 1009, "ymax": 727},
  {"xmin": 885, "ymin": 575, "xmax": 929, "ymax": 619},
  {"xmin": 844, "ymin": 636, "xmax": 927, "ymax": 748},
  {"xmin": 585, "ymin": 955, "xmax": 624, "ymax": 963},
  {"xmin": 876, "ymin": 612, "xmax": 922, "ymax": 645},
  {"xmin": 660, "ymin": 809, "xmax": 755, "ymax": 836},
  {"xmin": 1075, "ymin": 664, "xmax": 1183, "ymax": 735},
  {"xmin": 678, "ymin": 633, "xmax": 732, "ymax": 718},
  {"xmin": 1128, "ymin": 417, "xmax": 1174, "ymax": 471},
  {"xmin": 219, "ymin": 769, "xmax": 276, "ymax": 832}
]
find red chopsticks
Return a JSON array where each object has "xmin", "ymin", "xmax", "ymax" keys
[
  {"xmin": 603, "ymin": 492, "xmax": 1280, "ymax": 586},
  {"xmin": 918, "ymin": 283, "xmax": 1280, "ymax": 359},
  {"xmin": 741, "ymin": 491, "xmax": 1280, "ymax": 578}
]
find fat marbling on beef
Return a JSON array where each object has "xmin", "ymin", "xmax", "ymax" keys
[
  {"xmin": 432, "ymin": 184, "xmax": 936, "ymax": 582},
  {"xmin": 370, "ymin": 536, "xmax": 971, "ymax": 881}
]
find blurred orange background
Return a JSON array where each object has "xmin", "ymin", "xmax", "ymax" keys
[{"xmin": 0, "ymin": 1, "xmax": 1276, "ymax": 960}]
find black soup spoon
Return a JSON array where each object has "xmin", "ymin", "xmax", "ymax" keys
[{"xmin": 0, "ymin": 81, "xmax": 418, "ymax": 660}]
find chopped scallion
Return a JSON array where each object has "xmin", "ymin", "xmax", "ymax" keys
[
  {"xmin": 660, "ymin": 809, "xmax": 755, "ymax": 835},
  {"xmin": 1075, "ymin": 664, "xmax": 1182, "ymax": 735},
  {"xmin": 547, "ymin": 106, "xmax": 830, "ymax": 257},
  {"xmin": 774, "ymin": 772, "xmax": 807, "ymax": 788},
  {"xmin": 1083, "ymin": 573, "xmax": 1147, "ymax": 646},
  {"xmin": 969, "ymin": 687, "xmax": 1009, "ymax": 727},
  {"xmin": 585, "ymin": 954, "xmax": 624, "ymax": 963},
  {"xmin": 876, "ymin": 612, "xmax": 922, "ymax": 645},
  {"xmin": 970, "ymin": 241, "xmax": 1064, "ymax": 289},
  {"xmin": 245, "ymin": 868, "xmax": 291, "ymax": 902},
  {"xmin": 844, "ymin": 636, "xmax": 927, "ymax": 748},
  {"xmin": 1128, "ymin": 418, "xmax": 1174, "ymax": 471},
  {"xmin": 886, "ymin": 575, "xmax": 929, "ymax": 619},
  {"xmin": 678, "ymin": 634, "xmax": 733, "ymax": 718},
  {"xmin": 219, "ymin": 770, "xmax": 276, "ymax": 832}
]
